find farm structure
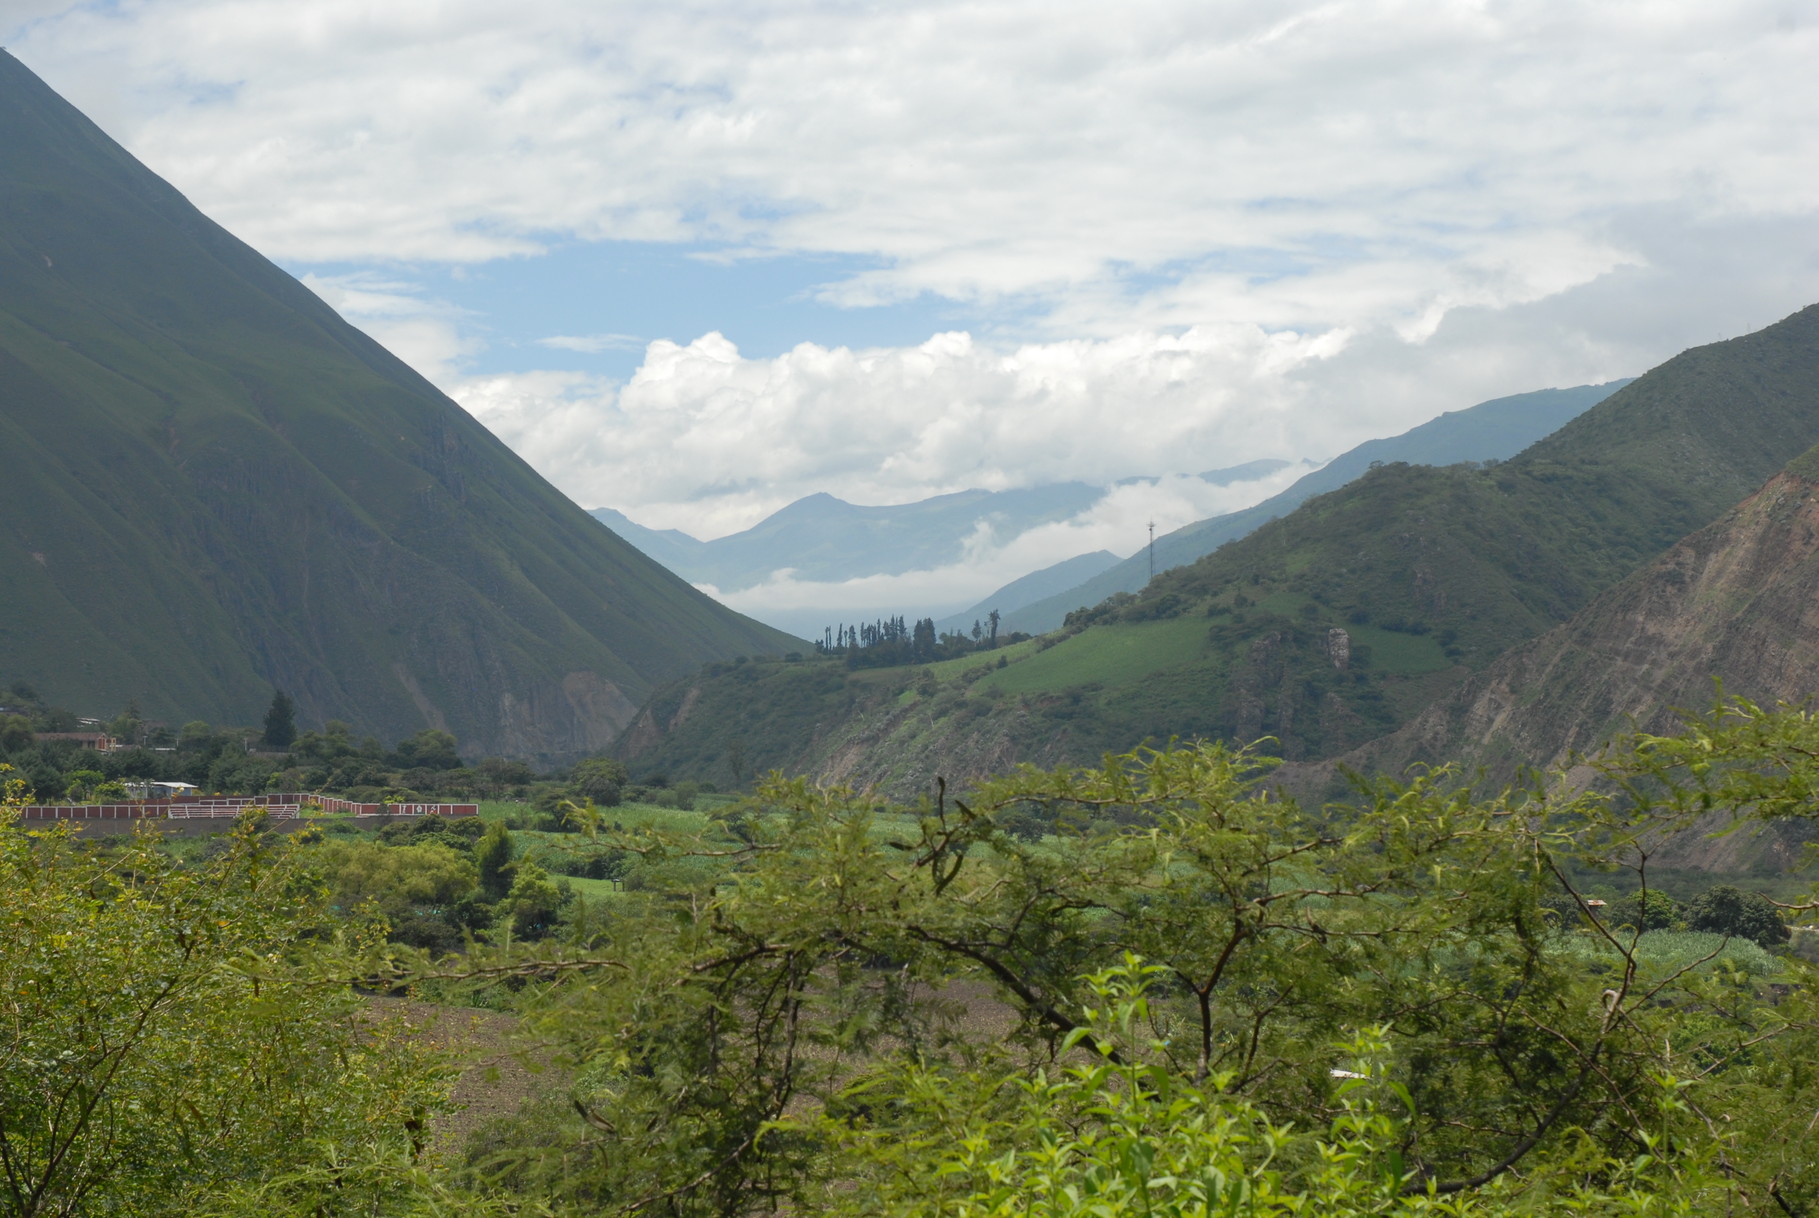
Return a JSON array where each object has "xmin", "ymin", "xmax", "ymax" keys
[
  {"xmin": 14, "ymin": 792, "xmax": 479, "ymax": 822},
  {"xmin": 31, "ymin": 731, "xmax": 114, "ymax": 750}
]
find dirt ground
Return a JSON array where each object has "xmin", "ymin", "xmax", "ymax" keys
[
  {"xmin": 377, "ymin": 973, "xmax": 1029, "ymax": 1165},
  {"xmin": 373, "ymin": 1000, "xmax": 555, "ymax": 1161}
]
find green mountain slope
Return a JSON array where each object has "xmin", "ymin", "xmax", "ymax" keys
[
  {"xmin": 587, "ymin": 508, "xmax": 703, "ymax": 574},
  {"xmin": 617, "ymin": 307, "xmax": 1819, "ymax": 795},
  {"xmin": 1004, "ymin": 381, "xmax": 1630, "ymax": 634},
  {"xmin": 1304, "ymin": 445, "xmax": 1819, "ymax": 805},
  {"xmin": 0, "ymin": 52, "xmax": 797, "ymax": 759}
]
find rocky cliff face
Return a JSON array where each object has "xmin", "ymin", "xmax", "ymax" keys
[{"xmin": 1312, "ymin": 455, "xmax": 1819, "ymax": 809}]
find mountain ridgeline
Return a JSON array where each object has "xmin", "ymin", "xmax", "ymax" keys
[
  {"xmin": 616, "ymin": 306, "xmax": 1819, "ymax": 795},
  {"xmin": 592, "ymin": 484, "xmax": 1106, "ymax": 595},
  {"xmin": 0, "ymin": 53, "xmax": 796, "ymax": 760},
  {"xmin": 1001, "ymin": 381, "xmax": 1630, "ymax": 634}
]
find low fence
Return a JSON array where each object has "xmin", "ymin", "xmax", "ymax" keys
[
  {"xmin": 302, "ymin": 797, "xmax": 478, "ymax": 818},
  {"xmin": 166, "ymin": 804, "xmax": 303, "ymax": 819},
  {"xmin": 18, "ymin": 803, "xmax": 167, "ymax": 820},
  {"xmin": 15, "ymin": 796, "xmax": 479, "ymax": 822}
]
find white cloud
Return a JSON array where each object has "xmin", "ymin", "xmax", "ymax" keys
[
  {"xmin": 453, "ymin": 200, "xmax": 1819, "ymax": 546},
  {"xmin": 300, "ymin": 271, "xmax": 480, "ymax": 380},
  {"xmin": 457, "ymin": 325, "xmax": 1342, "ymax": 537},
  {"xmin": 12, "ymin": 1, "xmax": 1817, "ymax": 336},
  {"xmin": 536, "ymin": 333, "xmax": 644, "ymax": 354},
  {"xmin": 10, "ymin": 0, "xmax": 1819, "ymax": 597},
  {"xmin": 701, "ymin": 466, "xmax": 1316, "ymax": 627}
]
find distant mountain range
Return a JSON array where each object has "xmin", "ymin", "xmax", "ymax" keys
[
  {"xmin": 591, "ymin": 483, "xmax": 1104, "ymax": 591},
  {"xmin": 613, "ymin": 304, "xmax": 1819, "ymax": 800},
  {"xmin": 593, "ymin": 385, "xmax": 1627, "ymax": 643},
  {"xmin": 590, "ymin": 459, "xmax": 1298, "ymax": 603},
  {"xmin": 0, "ymin": 52, "xmax": 794, "ymax": 760}
]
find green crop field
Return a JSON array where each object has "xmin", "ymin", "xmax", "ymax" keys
[
  {"xmin": 1341, "ymin": 623, "xmax": 1454, "ymax": 674},
  {"xmin": 846, "ymin": 637, "xmax": 1045, "ymax": 689},
  {"xmin": 974, "ymin": 619, "xmax": 1212, "ymax": 696}
]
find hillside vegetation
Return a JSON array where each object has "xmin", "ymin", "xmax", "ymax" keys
[
  {"xmin": 0, "ymin": 53, "xmax": 794, "ymax": 760},
  {"xmin": 1003, "ymin": 380, "xmax": 1629, "ymax": 634},
  {"xmin": 619, "ymin": 306, "xmax": 1819, "ymax": 795},
  {"xmin": 1304, "ymin": 442, "xmax": 1819, "ymax": 821}
]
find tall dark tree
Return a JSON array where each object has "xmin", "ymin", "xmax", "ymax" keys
[
  {"xmin": 569, "ymin": 757, "xmax": 629, "ymax": 807},
  {"xmin": 391, "ymin": 728, "xmax": 461, "ymax": 771},
  {"xmin": 261, "ymin": 690, "xmax": 297, "ymax": 749},
  {"xmin": 912, "ymin": 617, "xmax": 937, "ymax": 661},
  {"xmin": 475, "ymin": 820, "xmax": 517, "ymax": 900}
]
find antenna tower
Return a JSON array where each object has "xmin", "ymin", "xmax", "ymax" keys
[{"xmin": 1148, "ymin": 520, "xmax": 1156, "ymax": 582}]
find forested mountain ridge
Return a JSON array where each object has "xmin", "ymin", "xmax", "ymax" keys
[
  {"xmin": 0, "ymin": 52, "xmax": 796, "ymax": 760},
  {"xmin": 616, "ymin": 305, "xmax": 1819, "ymax": 795},
  {"xmin": 1001, "ymin": 380, "xmax": 1629, "ymax": 634},
  {"xmin": 1060, "ymin": 305, "xmax": 1819, "ymax": 746}
]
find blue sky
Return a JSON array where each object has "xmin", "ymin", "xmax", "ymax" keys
[
  {"xmin": 286, "ymin": 242, "xmax": 966, "ymax": 382},
  {"xmin": 5, "ymin": 0, "xmax": 1818, "ymax": 616}
]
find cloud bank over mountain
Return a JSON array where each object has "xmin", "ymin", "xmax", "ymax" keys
[
  {"xmin": 703, "ymin": 467, "xmax": 1315, "ymax": 630},
  {"xmin": 458, "ymin": 327, "xmax": 1332, "ymax": 537},
  {"xmin": 8, "ymin": 2, "xmax": 1816, "ymax": 535}
]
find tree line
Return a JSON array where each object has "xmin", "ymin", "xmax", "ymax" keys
[
  {"xmin": 816, "ymin": 608, "xmax": 1025, "ymax": 668},
  {"xmin": 0, "ymin": 680, "xmax": 704, "ymax": 814}
]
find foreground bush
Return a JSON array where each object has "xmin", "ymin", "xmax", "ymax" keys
[
  {"xmin": 809, "ymin": 961, "xmax": 1725, "ymax": 1217},
  {"xmin": 408, "ymin": 700, "xmax": 1819, "ymax": 1215},
  {"xmin": 0, "ymin": 799, "xmax": 446, "ymax": 1217}
]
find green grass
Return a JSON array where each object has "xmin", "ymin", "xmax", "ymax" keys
[
  {"xmin": 974, "ymin": 620, "xmax": 1211, "ymax": 696},
  {"xmin": 606, "ymin": 803, "xmax": 713, "ymax": 834},
  {"xmin": 917, "ymin": 638, "xmax": 1045, "ymax": 683},
  {"xmin": 849, "ymin": 638, "xmax": 1047, "ymax": 694},
  {"xmin": 558, "ymin": 875, "xmax": 624, "ymax": 900},
  {"xmin": 1557, "ymin": 929, "xmax": 1781, "ymax": 979},
  {"xmin": 1342, "ymin": 624, "xmax": 1453, "ymax": 675}
]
